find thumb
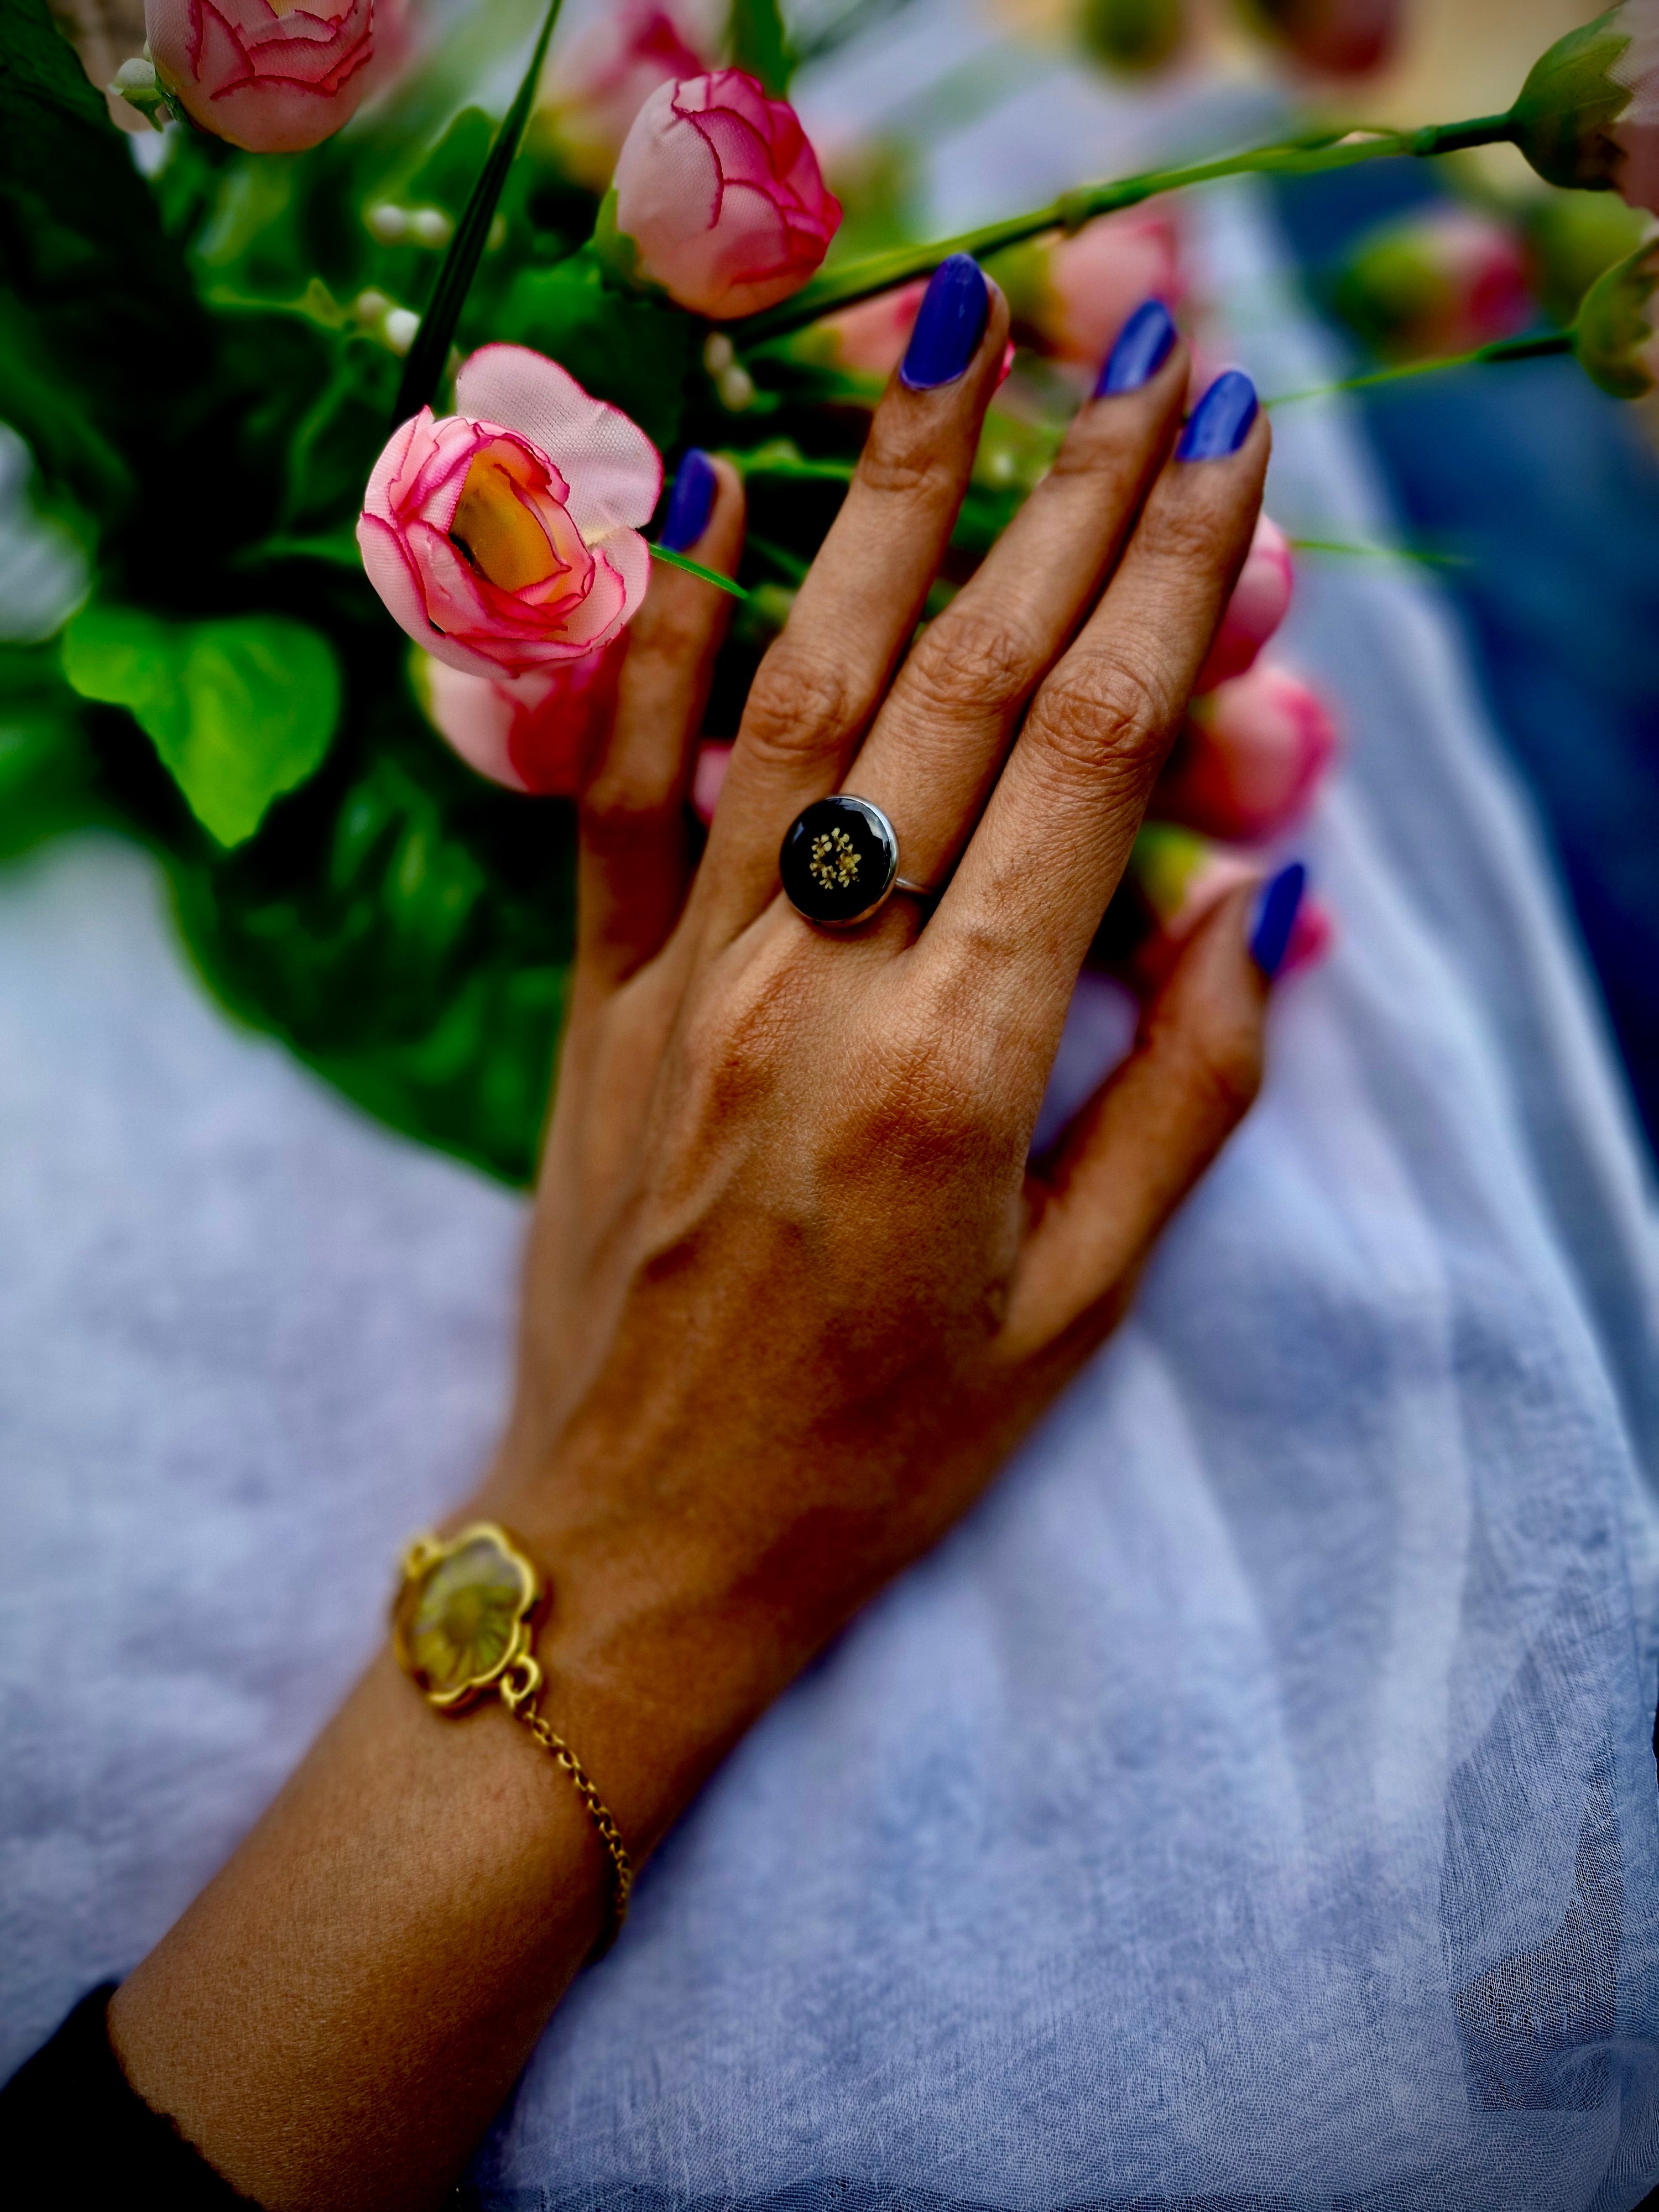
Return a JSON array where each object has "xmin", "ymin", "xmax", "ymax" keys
[{"xmin": 1007, "ymin": 868, "xmax": 1303, "ymax": 1362}]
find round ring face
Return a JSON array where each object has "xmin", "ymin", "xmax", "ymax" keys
[{"xmin": 779, "ymin": 796, "xmax": 900, "ymax": 927}]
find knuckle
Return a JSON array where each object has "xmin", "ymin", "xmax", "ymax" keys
[
  {"xmin": 739, "ymin": 642, "xmax": 855, "ymax": 768},
  {"xmin": 905, "ymin": 608, "xmax": 1040, "ymax": 717},
  {"xmin": 1181, "ymin": 1013, "xmax": 1264, "ymax": 1129},
  {"xmin": 1032, "ymin": 650, "xmax": 1175, "ymax": 778},
  {"xmin": 1140, "ymin": 481, "xmax": 1244, "ymax": 575},
  {"xmin": 857, "ymin": 412, "xmax": 961, "ymax": 507}
]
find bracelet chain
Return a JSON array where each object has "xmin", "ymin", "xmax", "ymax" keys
[{"xmin": 502, "ymin": 1655, "xmax": 634, "ymax": 1954}]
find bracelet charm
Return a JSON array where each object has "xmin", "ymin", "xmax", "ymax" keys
[{"xmin": 392, "ymin": 1523, "xmax": 633, "ymax": 1954}]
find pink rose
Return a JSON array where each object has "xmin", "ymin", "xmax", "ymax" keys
[
  {"xmin": 1035, "ymin": 210, "xmax": 1185, "ymax": 366},
  {"xmin": 145, "ymin": 0, "xmax": 393, "ymax": 153},
  {"xmin": 821, "ymin": 280, "xmax": 927, "ymax": 380},
  {"xmin": 1163, "ymin": 664, "xmax": 1338, "ymax": 843},
  {"xmin": 358, "ymin": 345, "xmax": 661, "ymax": 682},
  {"xmin": 538, "ymin": 1, "xmax": 716, "ymax": 192},
  {"xmin": 1121, "ymin": 826, "xmax": 1333, "ymax": 990},
  {"xmin": 1254, "ymin": 0, "xmax": 1401, "ymax": 76},
  {"xmin": 1340, "ymin": 208, "xmax": 1531, "ymax": 361},
  {"xmin": 413, "ymin": 645, "xmax": 623, "ymax": 796},
  {"xmin": 1196, "ymin": 514, "xmax": 1294, "ymax": 691},
  {"xmin": 691, "ymin": 739, "xmax": 732, "ymax": 824},
  {"xmin": 1610, "ymin": 1, "xmax": 1659, "ymax": 214},
  {"xmin": 611, "ymin": 70, "xmax": 842, "ymax": 320}
]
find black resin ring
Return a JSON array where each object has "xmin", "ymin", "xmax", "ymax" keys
[{"xmin": 779, "ymin": 795, "xmax": 928, "ymax": 928}]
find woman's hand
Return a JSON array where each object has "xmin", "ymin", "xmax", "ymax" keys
[
  {"xmin": 479, "ymin": 278, "xmax": 1274, "ymax": 1860},
  {"xmin": 108, "ymin": 270, "xmax": 1276, "ymax": 2211}
]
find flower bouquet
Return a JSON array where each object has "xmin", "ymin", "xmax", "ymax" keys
[{"xmin": 3, "ymin": 0, "xmax": 1656, "ymax": 1183}]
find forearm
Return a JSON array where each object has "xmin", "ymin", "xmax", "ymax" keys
[{"xmin": 108, "ymin": 1646, "xmax": 613, "ymax": 2212}]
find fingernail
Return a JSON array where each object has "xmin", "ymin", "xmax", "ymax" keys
[
  {"xmin": 900, "ymin": 254, "xmax": 989, "ymax": 390},
  {"xmin": 660, "ymin": 448, "xmax": 717, "ymax": 551},
  {"xmin": 1249, "ymin": 861, "xmax": 1307, "ymax": 980},
  {"xmin": 1177, "ymin": 369, "xmax": 1260, "ymax": 462},
  {"xmin": 1095, "ymin": 299, "xmax": 1177, "ymax": 397}
]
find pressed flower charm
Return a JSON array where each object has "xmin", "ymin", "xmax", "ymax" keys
[{"xmin": 392, "ymin": 1526, "xmax": 544, "ymax": 1709}]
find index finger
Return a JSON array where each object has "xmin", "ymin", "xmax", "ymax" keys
[{"xmin": 927, "ymin": 372, "xmax": 1269, "ymax": 1041}]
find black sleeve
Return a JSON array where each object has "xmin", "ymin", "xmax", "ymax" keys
[{"xmin": 0, "ymin": 1983, "xmax": 264, "ymax": 2208}]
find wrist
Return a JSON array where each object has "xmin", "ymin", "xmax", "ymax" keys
[{"xmin": 463, "ymin": 1448, "xmax": 815, "ymax": 1864}]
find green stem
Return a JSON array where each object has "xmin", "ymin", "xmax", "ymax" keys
[
  {"xmin": 1267, "ymin": 329, "xmax": 1574, "ymax": 409},
  {"xmin": 393, "ymin": 0, "xmax": 564, "ymax": 422},
  {"xmin": 648, "ymin": 543, "xmax": 749, "ymax": 598},
  {"xmin": 732, "ymin": 112, "xmax": 1519, "ymax": 346}
]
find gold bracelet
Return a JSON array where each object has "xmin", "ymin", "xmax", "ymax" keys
[{"xmin": 391, "ymin": 1522, "xmax": 633, "ymax": 1957}]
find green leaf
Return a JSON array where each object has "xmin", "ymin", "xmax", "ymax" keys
[
  {"xmin": 393, "ymin": 0, "xmax": 567, "ymax": 421},
  {"xmin": 494, "ymin": 248, "xmax": 694, "ymax": 447},
  {"xmin": 0, "ymin": 643, "xmax": 98, "ymax": 861},
  {"xmin": 728, "ymin": 0, "xmax": 795, "ymax": 95},
  {"xmin": 61, "ymin": 608, "xmax": 341, "ymax": 847},
  {"xmin": 0, "ymin": 0, "xmax": 205, "ymax": 528},
  {"xmin": 649, "ymin": 544, "xmax": 748, "ymax": 598}
]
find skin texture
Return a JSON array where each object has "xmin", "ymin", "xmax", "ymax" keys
[{"xmin": 108, "ymin": 290, "xmax": 1274, "ymax": 2211}]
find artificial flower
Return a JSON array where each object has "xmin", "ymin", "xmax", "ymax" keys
[
  {"xmin": 1077, "ymin": 0, "xmax": 1187, "ymax": 75},
  {"xmin": 1109, "ymin": 824, "xmax": 1333, "ymax": 988},
  {"xmin": 692, "ymin": 738, "xmax": 732, "ymax": 823},
  {"xmin": 534, "ymin": 0, "xmax": 717, "ymax": 194},
  {"xmin": 998, "ymin": 208, "xmax": 1185, "ymax": 368},
  {"xmin": 1196, "ymin": 514, "xmax": 1295, "ymax": 691},
  {"xmin": 607, "ymin": 70, "xmax": 842, "ymax": 320},
  {"xmin": 1161, "ymin": 664, "xmax": 1338, "ymax": 843},
  {"xmin": 412, "ymin": 644, "xmax": 622, "ymax": 795},
  {"xmin": 1335, "ymin": 207, "xmax": 1532, "ymax": 362},
  {"xmin": 358, "ymin": 345, "xmax": 661, "ymax": 681},
  {"xmin": 1250, "ymin": 0, "xmax": 1401, "ymax": 77},
  {"xmin": 144, "ymin": 0, "xmax": 390, "ymax": 153},
  {"xmin": 820, "ymin": 280, "xmax": 927, "ymax": 379},
  {"xmin": 1511, "ymin": 1, "xmax": 1659, "ymax": 216},
  {"xmin": 1573, "ymin": 236, "xmax": 1659, "ymax": 397}
]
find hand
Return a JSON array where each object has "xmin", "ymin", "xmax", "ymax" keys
[
  {"xmin": 479, "ymin": 279, "xmax": 1275, "ymax": 1856},
  {"xmin": 108, "ymin": 275, "xmax": 1277, "ymax": 2211}
]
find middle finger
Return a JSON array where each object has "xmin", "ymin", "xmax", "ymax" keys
[{"xmin": 849, "ymin": 300, "xmax": 1190, "ymax": 908}]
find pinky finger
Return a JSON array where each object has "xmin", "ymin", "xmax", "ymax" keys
[{"xmin": 1006, "ymin": 879, "xmax": 1287, "ymax": 1363}]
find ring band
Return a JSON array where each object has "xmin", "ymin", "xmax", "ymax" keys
[{"xmin": 780, "ymin": 796, "xmax": 933, "ymax": 928}]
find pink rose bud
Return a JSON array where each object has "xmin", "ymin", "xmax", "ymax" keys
[
  {"xmin": 1035, "ymin": 210, "xmax": 1185, "ymax": 366},
  {"xmin": 412, "ymin": 644, "xmax": 622, "ymax": 796},
  {"xmin": 145, "ymin": 0, "xmax": 392, "ymax": 153},
  {"xmin": 1337, "ymin": 208, "xmax": 1531, "ymax": 361},
  {"xmin": 358, "ymin": 344, "xmax": 661, "ymax": 682},
  {"xmin": 692, "ymin": 739, "xmax": 733, "ymax": 824},
  {"xmin": 1196, "ymin": 514, "xmax": 1294, "ymax": 691},
  {"xmin": 1253, "ymin": 0, "xmax": 1401, "ymax": 76},
  {"xmin": 1117, "ymin": 824, "xmax": 1334, "ymax": 989},
  {"xmin": 536, "ymin": 1, "xmax": 715, "ymax": 193},
  {"xmin": 1161, "ymin": 664, "xmax": 1338, "ymax": 843},
  {"xmin": 1512, "ymin": 1, "xmax": 1659, "ymax": 218},
  {"xmin": 609, "ymin": 70, "xmax": 842, "ymax": 320},
  {"xmin": 821, "ymin": 280, "xmax": 927, "ymax": 379}
]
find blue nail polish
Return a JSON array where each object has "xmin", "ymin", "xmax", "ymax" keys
[
  {"xmin": 900, "ymin": 253, "xmax": 989, "ymax": 391},
  {"xmin": 1095, "ymin": 299, "xmax": 1177, "ymax": 397},
  {"xmin": 660, "ymin": 448, "xmax": 717, "ymax": 551},
  {"xmin": 1250, "ymin": 862, "xmax": 1307, "ymax": 980},
  {"xmin": 1176, "ymin": 369, "xmax": 1260, "ymax": 462}
]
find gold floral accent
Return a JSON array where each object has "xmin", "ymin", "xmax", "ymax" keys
[
  {"xmin": 808, "ymin": 826, "xmax": 861, "ymax": 891},
  {"xmin": 393, "ymin": 1527, "xmax": 540, "ymax": 1706}
]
